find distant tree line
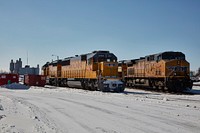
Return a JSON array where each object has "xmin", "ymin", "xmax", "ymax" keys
[
  {"xmin": 0, "ymin": 70, "xmax": 8, "ymax": 74},
  {"xmin": 190, "ymin": 68, "xmax": 200, "ymax": 77}
]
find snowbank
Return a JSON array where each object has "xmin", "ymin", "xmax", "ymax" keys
[{"xmin": 1, "ymin": 83, "xmax": 30, "ymax": 90}]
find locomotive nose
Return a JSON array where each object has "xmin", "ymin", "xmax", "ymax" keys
[{"xmin": 102, "ymin": 80, "xmax": 125, "ymax": 92}]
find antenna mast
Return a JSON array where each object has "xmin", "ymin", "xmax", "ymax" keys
[{"xmin": 27, "ymin": 51, "xmax": 28, "ymax": 65}]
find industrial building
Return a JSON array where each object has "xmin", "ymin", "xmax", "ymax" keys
[
  {"xmin": 19, "ymin": 65, "xmax": 40, "ymax": 75},
  {"xmin": 9, "ymin": 58, "xmax": 39, "ymax": 75},
  {"xmin": 10, "ymin": 58, "xmax": 22, "ymax": 74}
]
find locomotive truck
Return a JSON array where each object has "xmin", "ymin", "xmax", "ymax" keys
[
  {"xmin": 118, "ymin": 51, "xmax": 193, "ymax": 92},
  {"xmin": 42, "ymin": 50, "xmax": 125, "ymax": 92}
]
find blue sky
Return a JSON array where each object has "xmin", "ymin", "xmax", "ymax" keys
[{"xmin": 0, "ymin": 0, "xmax": 200, "ymax": 72}]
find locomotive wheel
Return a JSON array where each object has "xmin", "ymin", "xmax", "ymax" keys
[
  {"xmin": 151, "ymin": 81, "xmax": 156, "ymax": 89},
  {"xmin": 126, "ymin": 81, "xmax": 130, "ymax": 87},
  {"xmin": 127, "ymin": 80, "xmax": 132, "ymax": 87},
  {"xmin": 132, "ymin": 80, "xmax": 135, "ymax": 87},
  {"xmin": 175, "ymin": 81, "xmax": 183, "ymax": 92},
  {"xmin": 61, "ymin": 79, "xmax": 68, "ymax": 87},
  {"xmin": 90, "ymin": 81, "xmax": 96, "ymax": 91},
  {"xmin": 84, "ymin": 81, "xmax": 89, "ymax": 90},
  {"xmin": 81, "ymin": 81, "xmax": 85, "ymax": 89},
  {"xmin": 157, "ymin": 81, "xmax": 164, "ymax": 90},
  {"xmin": 81, "ymin": 81, "xmax": 89, "ymax": 90},
  {"xmin": 163, "ymin": 86, "xmax": 168, "ymax": 91}
]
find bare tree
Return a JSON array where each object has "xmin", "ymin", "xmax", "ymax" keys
[{"xmin": 0, "ymin": 69, "xmax": 8, "ymax": 74}]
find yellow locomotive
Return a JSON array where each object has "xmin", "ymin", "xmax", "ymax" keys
[
  {"xmin": 42, "ymin": 51, "xmax": 125, "ymax": 92},
  {"xmin": 119, "ymin": 51, "xmax": 193, "ymax": 92}
]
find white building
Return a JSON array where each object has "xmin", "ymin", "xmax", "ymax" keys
[{"xmin": 19, "ymin": 65, "xmax": 39, "ymax": 75}]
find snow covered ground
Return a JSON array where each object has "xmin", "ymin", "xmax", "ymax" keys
[{"xmin": 0, "ymin": 85, "xmax": 200, "ymax": 133}]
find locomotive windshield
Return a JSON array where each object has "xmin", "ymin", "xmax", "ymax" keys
[
  {"xmin": 93, "ymin": 53, "xmax": 117, "ymax": 63},
  {"xmin": 161, "ymin": 52, "xmax": 185, "ymax": 60},
  {"xmin": 154, "ymin": 52, "xmax": 185, "ymax": 61},
  {"xmin": 86, "ymin": 51, "xmax": 117, "ymax": 64}
]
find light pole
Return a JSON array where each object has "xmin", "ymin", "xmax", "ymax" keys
[
  {"xmin": 52, "ymin": 54, "xmax": 59, "ymax": 86},
  {"xmin": 52, "ymin": 54, "xmax": 59, "ymax": 60}
]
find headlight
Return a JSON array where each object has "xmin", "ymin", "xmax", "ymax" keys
[{"xmin": 174, "ymin": 73, "xmax": 177, "ymax": 76}]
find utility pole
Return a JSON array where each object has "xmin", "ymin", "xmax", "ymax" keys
[
  {"xmin": 27, "ymin": 51, "xmax": 29, "ymax": 65},
  {"xmin": 51, "ymin": 54, "xmax": 59, "ymax": 86}
]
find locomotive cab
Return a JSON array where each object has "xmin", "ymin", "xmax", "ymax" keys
[
  {"xmin": 148, "ymin": 52, "xmax": 193, "ymax": 91},
  {"xmin": 161, "ymin": 52, "xmax": 193, "ymax": 91},
  {"xmin": 88, "ymin": 51, "xmax": 124, "ymax": 92}
]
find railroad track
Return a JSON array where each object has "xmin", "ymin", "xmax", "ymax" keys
[{"xmin": 125, "ymin": 86, "xmax": 200, "ymax": 95}]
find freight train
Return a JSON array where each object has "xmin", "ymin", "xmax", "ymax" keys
[
  {"xmin": 0, "ymin": 73, "xmax": 19, "ymax": 85},
  {"xmin": 118, "ymin": 51, "xmax": 193, "ymax": 92},
  {"xmin": 42, "ymin": 51, "xmax": 125, "ymax": 92}
]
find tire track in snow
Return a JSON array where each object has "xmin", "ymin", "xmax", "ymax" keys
[
  {"xmin": 56, "ymin": 98, "xmax": 169, "ymax": 133},
  {"xmin": 52, "ymin": 108, "xmax": 95, "ymax": 133},
  {"xmin": 1, "ymin": 94, "xmax": 62, "ymax": 133}
]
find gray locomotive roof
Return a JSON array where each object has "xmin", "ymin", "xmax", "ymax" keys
[
  {"xmin": 145, "ymin": 51, "xmax": 184, "ymax": 58},
  {"xmin": 43, "ymin": 50, "xmax": 116, "ymax": 67},
  {"xmin": 118, "ymin": 51, "xmax": 185, "ymax": 64},
  {"xmin": 62, "ymin": 52, "xmax": 95, "ymax": 61},
  {"xmin": 86, "ymin": 50, "xmax": 110, "ymax": 59},
  {"xmin": 62, "ymin": 50, "xmax": 112, "ymax": 61},
  {"xmin": 86, "ymin": 53, "xmax": 96, "ymax": 60}
]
